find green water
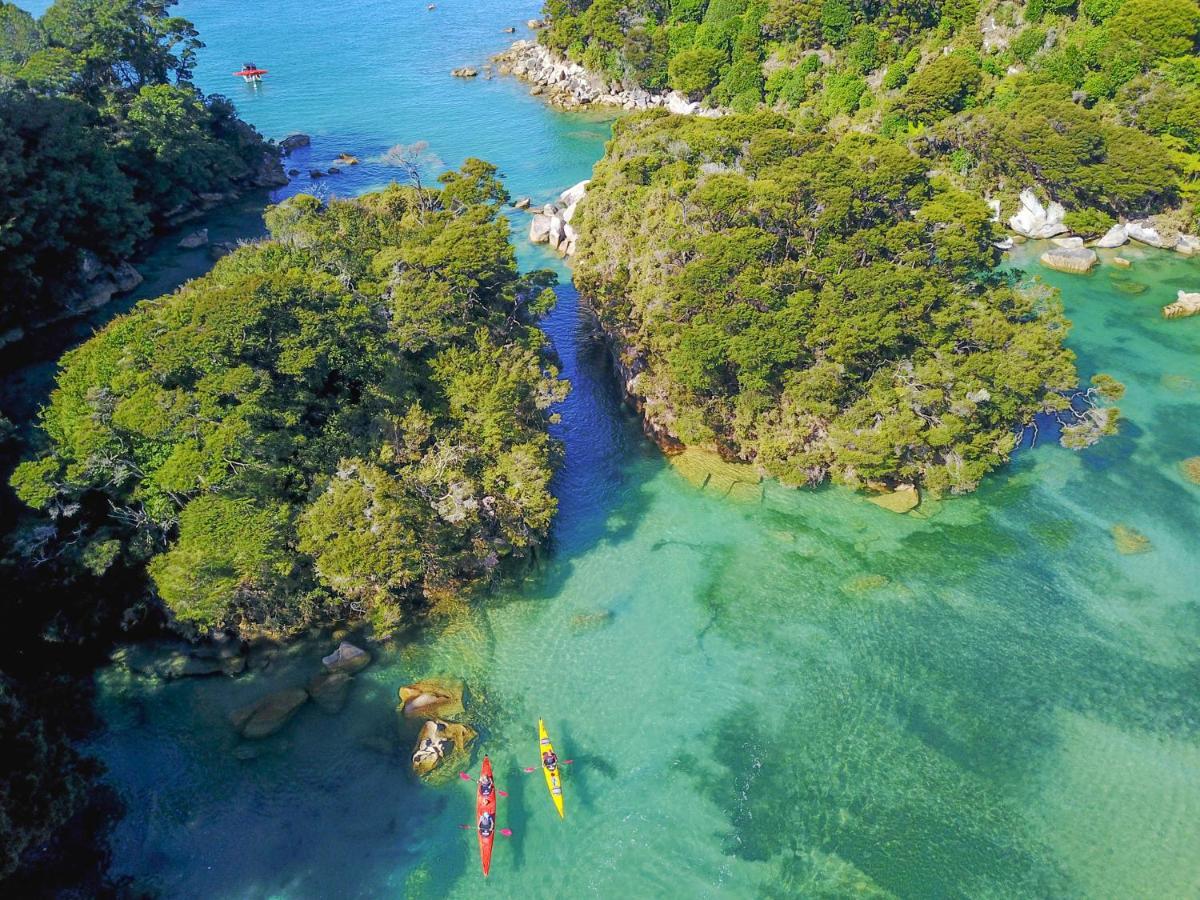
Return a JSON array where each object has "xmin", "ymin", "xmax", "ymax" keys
[{"xmin": 22, "ymin": 0, "xmax": 1195, "ymax": 895}]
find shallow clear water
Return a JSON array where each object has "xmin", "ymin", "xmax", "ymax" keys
[{"xmin": 18, "ymin": 0, "xmax": 1200, "ymax": 895}]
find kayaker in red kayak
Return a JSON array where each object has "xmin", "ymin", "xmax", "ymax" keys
[{"xmin": 478, "ymin": 811, "xmax": 495, "ymax": 836}]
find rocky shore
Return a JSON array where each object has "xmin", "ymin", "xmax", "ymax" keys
[
  {"xmin": 493, "ymin": 39, "xmax": 725, "ymax": 116},
  {"xmin": 0, "ymin": 146, "xmax": 288, "ymax": 350},
  {"xmin": 527, "ymin": 179, "xmax": 589, "ymax": 257},
  {"xmin": 1006, "ymin": 188, "xmax": 1200, "ymax": 260}
]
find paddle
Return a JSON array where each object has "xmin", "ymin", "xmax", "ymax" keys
[
  {"xmin": 522, "ymin": 760, "xmax": 573, "ymax": 773},
  {"xmin": 459, "ymin": 771, "xmax": 509, "ymax": 797},
  {"xmin": 459, "ymin": 824, "xmax": 513, "ymax": 837}
]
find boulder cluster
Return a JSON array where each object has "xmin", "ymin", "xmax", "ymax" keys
[
  {"xmin": 494, "ymin": 40, "xmax": 725, "ymax": 116},
  {"xmin": 528, "ymin": 179, "xmax": 589, "ymax": 257},
  {"xmin": 1005, "ymin": 188, "xmax": 1200, "ymax": 287},
  {"xmin": 398, "ymin": 678, "xmax": 476, "ymax": 776}
]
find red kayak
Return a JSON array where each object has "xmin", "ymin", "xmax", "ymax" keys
[{"xmin": 476, "ymin": 756, "xmax": 497, "ymax": 877}]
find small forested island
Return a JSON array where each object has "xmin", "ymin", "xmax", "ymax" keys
[
  {"xmin": 575, "ymin": 112, "xmax": 1080, "ymax": 493},
  {"xmin": 0, "ymin": 0, "xmax": 283, "ymax": 344},
  {"xmin": 13, "ymin": 167, "xmax": 567, "ymax": 638}
]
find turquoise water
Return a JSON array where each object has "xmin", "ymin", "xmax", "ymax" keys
[{"xmin": 20, "ymin": 1, "xmax": 1200, "ymax": 895}]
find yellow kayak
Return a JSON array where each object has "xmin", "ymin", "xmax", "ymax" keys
[{"xmin": 538, "ymin": 719, "xmax": 564, "ymax": 818}]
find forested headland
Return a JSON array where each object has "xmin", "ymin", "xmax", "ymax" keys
[
  {"xmin": 536, "ymin": 0, "xmax": 1198, "ymax": 228},
  {"xmin": 0, "ymin": 0, "xmax": 284, "ymax": 344}
]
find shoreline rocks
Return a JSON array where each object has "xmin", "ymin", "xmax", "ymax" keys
[
  {"xmin": 279, "ymin": 133, "xmax": 310, "ymax": 154},
  {"xmin": 450, "ymin": 66, "xmax": 478, "ymax": 78},
  {"xmin": 494, "ymin": 40, "xmax": 725, "ymax": 116},
  {"xmin": 529, "ymin": 179, "xmax": 588, "ymax": 257}
]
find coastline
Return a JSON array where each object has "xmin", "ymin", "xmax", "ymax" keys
[{"xmin": 493, "ymin": 39, "xmax": 725, "ymax": 117}]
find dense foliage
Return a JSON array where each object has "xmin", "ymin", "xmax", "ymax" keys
[
  {"xmin": 12, "ymin": 170, "xmax": 568, "ymax": 636},
  {"xmin": 0, "ymin": 0, "xmax": 276, "ymax": 338},
  {"xmin": 574, "ymin": 111, "xmax": 1078, "ymax": 493},
  {"xmin": 540, "ymin": 0, "xmax": 1199, "ymax": 221}
]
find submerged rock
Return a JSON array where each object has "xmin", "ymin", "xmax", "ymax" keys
[
  {"xmin": 1180, "ymin": 457, "xmax": 1200, "ymax": 484},
  {"xmin": 307, "ymin": 671, "xmax": 352, "ymax": 714},
  {"xmin": 1111, "ymin": 256, "xmax": 1132, "ymax": 269},
  {"xmin": 842, "ymin": 574, "xmax": 891, "ymax": 593},
  {"xmin": 322, "ymin": 641, "xmax": 371, "ymax": 674},
  {"xmin": 867, "ymin": 485, "xmax": 920, "ymax": 514},
  {"xmin": 230, "ymin": 688, "xmax": 309, "ymax": 739},
  {"xmin": 1111, "ymin": 524, "xmax": 1152, "ymax": 555},
  {"xmin": 1163, "ymin": 291, "xmax": 1200, "ymax": 319},
  {"xmin": 1176, "ymin": 235, "xmax": 1200, "ymax": 256},
  {"xmin": 411, "ymin": 719, "xmax": 476, "ymax": 776},
  {"xmin": 450, "ymin": 67, "xmax": 478, "ymax": 78},
  {"xmin": 178, "ymin": 228, "xmax": 209, "ymax": 249},
  {"xmin": 1040, "ymin": 247, "xmax": 1097, "ymax": 274},
  {"xmin": 668, "ymin": 447, "xmax": 763, "ymax": 502},
  {"xmin": 570, "ymin": 610, "xmax": 615, "ymax": 631}
]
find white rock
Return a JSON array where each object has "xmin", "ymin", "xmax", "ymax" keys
[
  {"xmin": 1051, "ymin": 236, "xmax": 1084, "ymax": 249},
  {"xmin": 1126, "ymin": 220, "xmax": 1172, "ymax": 249},
  {"xmin": 986, "ymin": 197, "xmax": 1001, "ymax": 223},
  {"xmin": 1095, "ymin": 224, "xmax": 1128, "ymax": 249},
  {"xmin": 1008, "ymin": 188, "xmax": 1068, "ymax": 239},
  {"xmin": 665, "ymin": 91, "xmax": 700, "ymax": 116},
  {"xmin": 1040, "ymin": 247, "xmax": 1097, "ymax": 274},
  {"xmin": 1175, "ymin": 235, "xmax": 1200, "ymax": 256},
  {"xmin": 993, "ymin": 237, "xmax": 1014, "ymax": 251},
  {"xmin": 558, "ymin": 179, "xmax": 589, "ymax": 208},
  {"xmin": 529, "ymin": 214, "xmax": 553, "ymax": 244},
  {"xmin": 547, "ymin": 215, "xmax": 566, "ymax": 250}
]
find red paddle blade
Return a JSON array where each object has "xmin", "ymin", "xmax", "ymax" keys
[
  {"xmin": 459, "ymin": 772, "xmax": 473, "ymax": 781},
  {"xmin": 500, "ymin": 828, "xmax": 513, "ymax": 837},
  {"xmin": 497, "ymin": 789, "xmax": 509, "ymax": 797},
  {"xmin": 523, "ymin": 767, "xmax": 537, "ymax": 772}
]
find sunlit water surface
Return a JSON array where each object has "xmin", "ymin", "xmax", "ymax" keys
[{"xmin": 17, "ymin": 1, "xmax": 1200, "ymax": 896}]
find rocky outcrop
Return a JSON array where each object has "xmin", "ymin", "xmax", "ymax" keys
[
  {"xmin": 1040, "ymin": 246, "xmax": 1097, "ymax": 274},
  {"xmin": 398, "ymin": 678, "xmax": 464, "ymax": 719},
  {"xmin": 279, "ymin": 133, "xmax": 311, "ymax": 154},
  {"xmin": 322, "ymin": 641, "xmax": 371, "ymax": 674},
  {"xmin": 230, "ymin": 688, "xmax": 309, "ymax": 739},
  {"xmin": 1163, "ymin": 291, "xmax": 1200, "ymax": 319},
  {"xmin": 1176, "ymin": 234, "xmax": 1200, "ymax": 256},
  {"xmin": 450, "ymin": 66, "xmax": 478, "ymax": 77},
  {"xmin": 494, "ymin": 40, "xmax": 725, "ymax": 116},
  {"xmin": 529, "ymin": 179, "xmax": 588, "ymax": 257},
  {"xmin": 411, "ymin": 719, "xmax": 476, "ymax": 776},
  {"xmin": 1008, "ymin": 189, "xmax": 1068, "ymax": 239}
]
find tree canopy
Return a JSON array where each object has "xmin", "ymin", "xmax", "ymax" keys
[
  {"xmin": 0, "ymin": 0, "xmax": 274, "ymax": 339},
  {"xmin": 12, "ymin": 170, "xmax": 569, "ymax": 637}
]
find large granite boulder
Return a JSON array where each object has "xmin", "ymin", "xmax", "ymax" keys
[
  {"xmin": 558, "ymin": 179, "xmax": 589, "ymax": 208},
  {"xmin": 322, "ymin": 641, "xmax": 371, "ymax": 674},
  {"xmin": 529, "ymin": 214, "xmax": 553, "ymax": 244},
  {"xmin": 1040, "ymin": 247, "xmax": 1097, "ymax": 274},
  {"xmin": 1126, "ymin": 220, "xmax": 1173, "ymax": 249},
  {"xmin": 1008, "ymin": 188, "xmax": 1068, "ymax": 239},
  {"xmin": 398, "ymin": 678, "xmax": 464, "ymax": 719},
  {"xmin": 1163, "ymin": 291, "xmax": 1200, "ymax": 319},
  {"xmin": 230, "ymin": 688, "xmax": 309, "ymax": 738},
  {"xmin": 411, "ymin": 719, "xmax": 477, "ymax": 776},
  {"xmin": 1095, "ymin": 224, "xmax": 1128, "ymax": 248}
]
